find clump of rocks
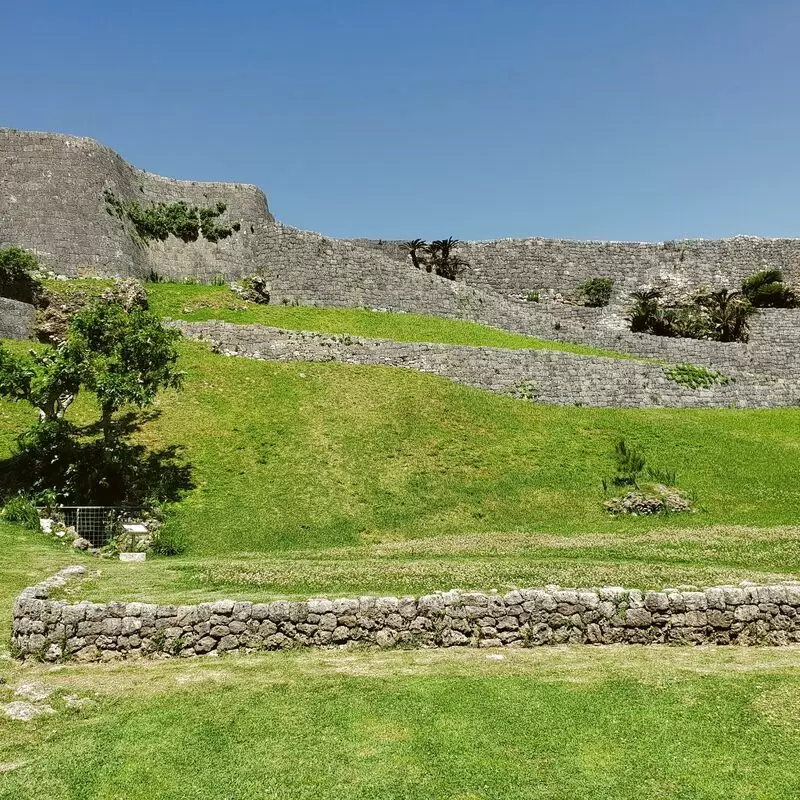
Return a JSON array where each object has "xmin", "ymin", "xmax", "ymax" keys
[
  {"xmin": 36, "ymin": 277, "xmax": 148, "ymax": 343},
  {"xmin": 605, "ymin": 484, "xmax": 693, "ymax": 515},
  {"xmin": 231, "ymin": 275, "xmax": 270, "ymax": 304}
]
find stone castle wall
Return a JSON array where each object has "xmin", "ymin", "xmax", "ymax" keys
[
  {"xmin": 347, "ymin": 237, "xmax": 800, "ymax": 301},
  {"xmin": 173, "ymin": 321, "xmax": 799, "ymax": 409},
  {"xmin": 0, "ymin": 297, "xmax": 35, "ymax": 340},
  {"xmin": 1, "ymin": 128, "xmax": 798, "ymax": 377},
  {"xmin": 13, "ymin": 567, "xmax": 800, "ymax": 663},
  {"xmin": 0, "ymin": 129, "xmax": 271, "ymax": 280}
]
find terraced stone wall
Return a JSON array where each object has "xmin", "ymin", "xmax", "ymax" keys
[
  {"xmin": 0, "ymin": 297, "xmax": 35, "ymax": 340},
  {"xmin": 13, "ymin": 568, "xmax": 800, "ymax": 663},
  {"xmin": 174, "ymin": 321, "xmax": 799, "ymax": 409}
]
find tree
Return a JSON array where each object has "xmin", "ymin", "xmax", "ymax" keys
[
  {"xmin": 0, "ymin": 246, "xmax": 42, "ymax": 304},
  {"xmin": 694, "ymin": 288, "xmax": 754, "ymax": 343},
  {"xmin": 0, "ymin": 297, "xmax": 183, "ymax": 444},
  {"xmin": 400, "ymin": 239, "xmax": 428, "ymax": 271}
]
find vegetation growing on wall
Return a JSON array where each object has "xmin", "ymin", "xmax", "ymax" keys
[
  {"xmin": 401, "ymin": 237, "xmax": 469, "ymax": 280},
  {"xmin": 741, "ymin": 269, "xmax": 799, "ymax": 308},
  {"xmin": 663, "ymin": 364, "xmax": 731, "ymax": 390},
  {"xmin": 0, "ymin": 246, "xmax": 42, "ymax": 304},
  {"xmin": 578, "ymin": 277, "xmax": 614, "ymax": 307},
  {"xmin": 628, "ymin": 288, "xmax": 755, "ymax": 343},
  {"xmin": 103, "ymin": 189, "xmax": 241, "ymax": 245}
]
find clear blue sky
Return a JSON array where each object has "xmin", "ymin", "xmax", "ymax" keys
[{"xmin": 3, "ymin": 1, "xmax": 798, "ymax": 241}]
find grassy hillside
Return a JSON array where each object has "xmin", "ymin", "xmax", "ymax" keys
[
  {"xmin": 57, "ymin": 280, "xmax": 630, "ymax": 358},
  {"xmin": 2, "ymin": 338, "xmax": 800, "ymax": 586}
]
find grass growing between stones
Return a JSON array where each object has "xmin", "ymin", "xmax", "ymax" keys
[
  {"xmin": 144, "ymin": 282, "xmax": 633, "ymax": 357},
  {"xmin": 1, "ymin": 646, "xmax": 800, "ymax": 799}
]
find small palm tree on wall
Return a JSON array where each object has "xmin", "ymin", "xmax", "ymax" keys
[{"xmin": 401, "ymin": 239, "xmax": 427, "ymax": 271}]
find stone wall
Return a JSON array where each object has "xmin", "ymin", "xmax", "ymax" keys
[
  {"xmin": 174, "ymin": 321, "xmax": 799, "ymax": 409},
  {"xmin": 0, "ymin": 129, "xmax": 271, "ymax": 279},
  {"xmin": 0, "ymin": 297, "xmax": 35, "ymax": 340},
  {"xmin": 348, "ymin": 236, "xmax": 800, "ymax": 300},
  {"xmin": 13, "ymin": 567, "xmax": 800, "ymax": 662}
]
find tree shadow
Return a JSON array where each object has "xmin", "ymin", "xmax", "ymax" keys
[{"xmin": 0, "ymin": 411, "xmax": 195, "ymax": 506}]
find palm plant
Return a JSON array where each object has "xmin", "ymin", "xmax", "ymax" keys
[
  {"xmin": 694, "ymin": 288, "xmax": 753, "ymax": 342},
  {"xmin": 400, "ymin": 239, "xmax": 427, "ymax": 271}
]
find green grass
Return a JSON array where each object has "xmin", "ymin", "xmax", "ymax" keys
[
  {"xmin": 144, "ymin": 282, "xmax": 633, "ymax": 357},
  {"xmin": 2, "ymin": 645, "xmax": 800, "ymax": 799},
  {"xmin": 3, "ymin": 340, "xmax": 800, "ymax": 559}
]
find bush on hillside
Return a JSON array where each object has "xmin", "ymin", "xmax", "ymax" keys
[{"xmin": 0, "ymin": 246, "xmax": 42, "ymax": 305}]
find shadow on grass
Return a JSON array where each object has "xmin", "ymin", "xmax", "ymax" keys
[{"xmin": 0, "ymin": 410, "xmax": 195, "ymax": 506}]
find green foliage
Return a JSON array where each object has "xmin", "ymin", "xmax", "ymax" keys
[
  {"xmin": 104, "ymin": 190, "xmax": 241, "ymax": 246},
  {"xmin": 65, "ymin": 301, "xmax": 183, "ymax": 442},
  {"xmin": 211, "ymin": 273, "xmax": 227, "ymax": 287},
  {"xmin": 579, "ymin": 277, "xmax": 614, "ymax": 307},
  {"xmin": 150, "ymin": 524, "xmax": 188, "ymax": 556},
  {"xmin": 741, "ymin": 269, "xmax": 799, "ymax": 308},
  {"xmin": 611, "ymin": 438, "xmax": 647, "ymax": 487},
  {"xmin": 400, "ymin": 237, "xmax": 469, "ymax": 280},
  {"xmin": 0, "ymin": 297, "xmax": 187, "ymax": 504},
  {"xmin": 0, "ymin": 246, "xmax": 42, "ymax": 304},
  {"xmin": 695, "ymin": 289, "xmax": 753, "ymax": 342},
  {"xmin": 664, "ymin": 364, "xmax": 731, "ymax": 390},
  {"xmin": 1, "ymin": 493, "xmax": 40, "ymax": 529},
  {"xmin": 627, "ymin": 287, "xmax": 754, "ymax": 343},
  {"xmin": 525, "ymin": 290, "xmax": 540, "ymax": 302}
]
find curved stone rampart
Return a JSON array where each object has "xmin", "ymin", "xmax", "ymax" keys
[
  {"xmin": 13, "ymin": 567, "xmax": 800, "ymax": 662},
  {"xmin": 174, "ymin": 321, "xmax": 799, "ymax": 409},
  {"xmin": 0, "ymin": 297, "xmax": 35, "ymax": 339},
  {"xmin": 0, "ymin": 129, "xmax": 271, "ymax": 279}
]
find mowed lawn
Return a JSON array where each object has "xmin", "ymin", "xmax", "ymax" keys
[
  {"xmin": 1, "ymin": 644, "xmax": 800, "ymax": 799},
  {"xmin": 3, "ymin": 333, "xmax": 800, "ymax": 799}
]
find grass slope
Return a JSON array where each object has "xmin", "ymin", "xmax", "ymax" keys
[
  {"xmin": 2, "ymin": 339, "xmax": 800, "ymax": 600},
  {"xmin": 146, "ymin": 282, "xmax": 633, "ymax": 357}
]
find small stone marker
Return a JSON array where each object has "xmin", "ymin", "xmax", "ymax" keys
[
  {"xmin": 39, "ymin": 518, "xmax": 53, "ymax": 534},
  {"xmin": 119, "ymin": 552, "xmax": 146, "ymax": 562}
]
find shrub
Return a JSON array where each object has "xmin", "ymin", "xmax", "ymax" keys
[
  {"xmin": 525, "ymin": 291, "xmax": 540, "ymax": 303},
  {"xmin": 0, "ymin": 246, "xmax": 42, "ymax": 304},
  {"xmin": 149, "ymin": 525, "xmax": 188, "ymax": 556},
  {"xmin": 578, "ymin": 278, "xmax": 614, "ymax": 307},
  {"xmin": 1, "ymin": 493, "xmax": 40, "ymax": 529},
  {"xmin": 627, "ymin": 287, "xmax": 754, "ymax": 343},
  {"xmin": 104, "ymin": 190, "xmax": 241, "ymax": 246},
  {"xmin": 741, "ymin": 269, "xmax": 798, "ymax": 308},
  {"xmin": 399, "ymin": 238, "xmax": 469, "ymax": 281}
]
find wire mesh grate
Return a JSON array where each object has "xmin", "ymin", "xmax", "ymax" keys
[{"xmin": 46, "ymin": 506, "xmax": 149, "ymax": 547}]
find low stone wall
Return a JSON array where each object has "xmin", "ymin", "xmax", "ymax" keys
[
  {"xmin": 0, "ymin": 297, "xmax": 35, "ymax": 339},
  {"xmin": 174, "ymin": 321, "xmax": 799, "ymax": 409},
  {"xmin": 13, "ymin": 568, "xmax": 800, "ymax": 662}
]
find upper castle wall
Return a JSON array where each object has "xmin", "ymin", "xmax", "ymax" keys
[{"xmin": 0, "ymin": 129, "xmax": 271, "ymax": 279}]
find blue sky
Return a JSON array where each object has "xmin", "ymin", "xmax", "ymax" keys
[{"xmin": 2, "ymin": 1, "xmax": 798, "ymax": 241}]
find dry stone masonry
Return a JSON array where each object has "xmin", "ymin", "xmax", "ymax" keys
[
  {"xmin": 174, "ymin": 321, "xmax": 799, "ymax": 409},
  {"xmin": 13, "ymin": 567, "xmax": 800, "ymax": 662},
  {"xmin": 0, "ymin": 297, "xmax": 35, "ymax": 339}
]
